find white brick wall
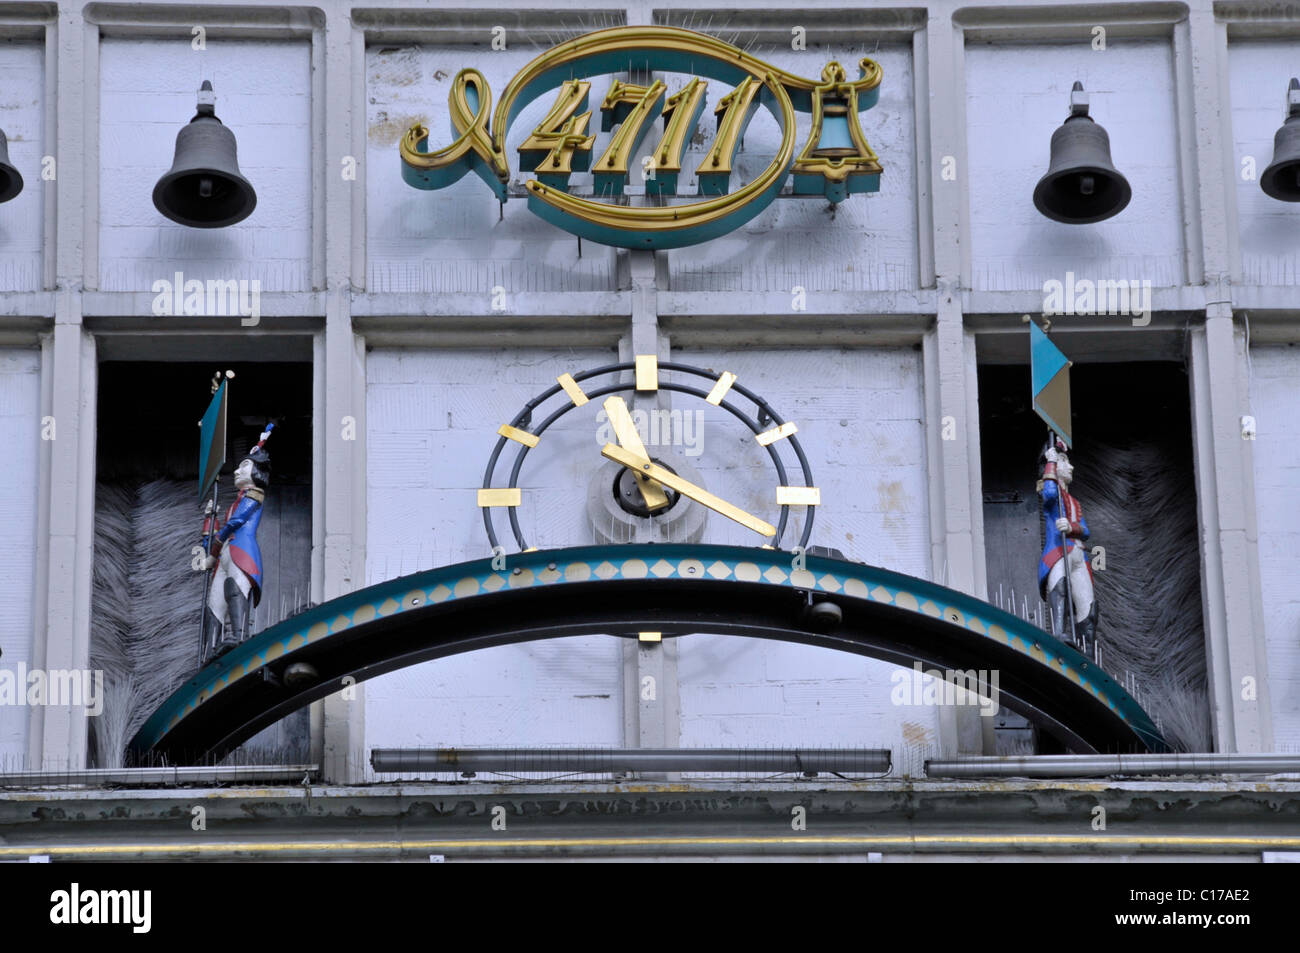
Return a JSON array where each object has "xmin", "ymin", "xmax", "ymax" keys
[
  {"xmin": 1249, "ymin": 345, "xmax": 1300, "ymax": 750},
  {"xmin": 0, "ymin": 44, "xmax": 45, "ymax": 292},
  {"xmin": 365, "ymin": 347, "xmax": 625, "ymax": 762},
  {"xmin": 366, "ymin": 43, "xmax": 619, "ymax": 293},
  {"xmin": 672, "ymin": 346, "xmax": 937, "ymax": 771},
  {"xmin": 0, "ymin": 349, "xmax": 41, "ymax": 765},
  {"xmin": 1229, "ymin": 41, "xmax": 1300, "ymax": 286},
  {"xmin": 664, "ymin": 41, "xmax": 917, "ymax": 293},
  {"xmin": 966, "ymin": 40, "xmax": 1184, "ymax": 291},
  {"xmin": 98, "ymin": 38, "xmax": 313, "ymax": 292}
]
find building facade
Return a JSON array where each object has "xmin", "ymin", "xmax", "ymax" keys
[{"xmin": 0, "ymin": 0, "xmax": 1295, "ymax": 807}]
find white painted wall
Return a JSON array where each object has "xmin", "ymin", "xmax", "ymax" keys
[
  {"xmin": 664, "ymin": 41, "xmax": 917, "ymax": 293},
  {"xmin": 1228, "ymin": 40, "xmax": 1300, "ymax": 286},
  {"xmin": 365, "ymin": 347, "xmax": 626, "ymax": 766},
  {"xmin": 1249, "ymin": 345, "xmax": 1300, "ymax": 750},
  {"xmin": 671, "ymin": 346, "xmax": 937, "ymax": 774},
  {"xmin": 0, "ymin": 51, "xmax": 45, "ymax": 765},
  {"xmin": 0, "ymin": 349, "xmax": 42, "ymax": 766},
  {"xmin": 366, "ymin": 43, "xmax": 619, "ymax": 293},
  {"xmin": 0, "ymin": 44, "xmax": 45, "ymax": 292},
  {"xmin": 965, "ymin": 40, "xmax": 1185, "ymax": 292},
  {"xmin": 98, "ymin": 38, "xmax": 313, "ymax": 292}
]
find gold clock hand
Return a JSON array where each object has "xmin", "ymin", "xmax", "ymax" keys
[
  {"xmin": 603, "ymin": 396, "xmax": 670, "ymax": 511},
  {"xmin": 602, "ymin": 443, "xmax": 777, "ymax": 537}
]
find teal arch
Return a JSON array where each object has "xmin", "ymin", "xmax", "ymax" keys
[{"xmin": 130, "ymin": 544, "xmax": 1167, "ymax": 762}]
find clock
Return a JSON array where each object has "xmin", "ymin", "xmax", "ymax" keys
[{"xmin": 477, "ymin": 356, "xmax": 820, "ymax": 553}]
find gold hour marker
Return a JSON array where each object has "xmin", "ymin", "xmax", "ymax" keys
[
  {"xmin": 776, "ymin": 486, "xmax": 821, "ymax": 506},
  {"xmin": 638, "ymin": 631, "xmax": 662, "ymax": 643},
  {"xmin": 756, "ymin": 421, "xmax": 798, "ymax": 446},
  {"xmin": 635, "ymin": 354, "xmax": 659, "ymax": 392},
  {"xmin": 477, "ymin": 488, "xmax": 522, "ymax": 507},
  {"xmin": 705, "ymin": 371, "xmax": 737, "ymax": 405},
  {"xmin": 498, "ymin": 424, "xmax": 539, "ymax": 448},
  {"xmin": 557, "ymin": 372, "xmax": 589, "ymax": 406}
]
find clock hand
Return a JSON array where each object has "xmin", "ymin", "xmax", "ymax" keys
[
  {"xmin": 602, "ymin": 443, "xmax": 777, "ymax": 537},
  {"xmin": 602, "ymin": 396, "xmax": 670, "ymax": 512}
]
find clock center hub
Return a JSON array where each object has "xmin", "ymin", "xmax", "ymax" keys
[{"xmin": 613, "ymin": 460, "xmax": 682, "ymax": 518}]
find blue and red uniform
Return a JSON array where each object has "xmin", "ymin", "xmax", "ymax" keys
[
  {"xmin": 203, "ymin": 488, "xmax": 265, "ymax": 606},
  {"xmin": 1038, "ymin": 477, "xmax": 1091, "ymax": 601}
]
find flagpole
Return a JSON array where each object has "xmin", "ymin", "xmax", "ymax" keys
[
  {"xmin": 197, "ymin": 370, "xmax": 233, "ymax": 667},
  {"xmin": 1050, "ymin": 429, "xmax": 1080, "ymax": 650},
  {"xmin": 198, "ymin": 477, "xmax": 219, "ymax": 663}
]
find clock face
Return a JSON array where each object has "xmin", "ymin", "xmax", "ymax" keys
[{"xmin": 478, "ymin": 356, "xmax": 820, "ymax": 553}]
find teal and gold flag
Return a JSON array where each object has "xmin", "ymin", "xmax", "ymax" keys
[
  {"xmin": 198, "ymin": 379, "xmax": 228, "ymax": 500},
  {"xmin": 1030, "ymin": 321, "xmax": 1072, "ymax": 448}
]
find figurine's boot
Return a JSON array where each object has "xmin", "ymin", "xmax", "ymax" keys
[
  {"xmin": 1075, "ymin": 599, "xmax": 1099, "ymax": 656},
  {"xmin": 1047, "ymin": 579, "xmax": 1075, "ymax": 646},
  {"xmin": 213, "ymin": 578, "xmax": 244, "ymax": 657},
  {"xmin": 225, "ymin": 577, "xmax": 250, "ymax": 646},
  {"xmin": 201, "ymin": 608, "xmax": 225, "ymax": 665}
]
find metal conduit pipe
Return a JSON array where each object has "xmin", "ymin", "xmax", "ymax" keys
[
  {"xmin": 0, "ymin": 764, "xmax": 319, "ymax": 788},
  {"xmin": 371, "ymin": 747, "xmax": 892, "ymax": 775},
  {"xmin": 926, "ymin": 754, "xmax": 1300, "ymax": 778}
]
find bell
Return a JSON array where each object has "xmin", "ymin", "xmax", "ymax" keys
[
  {"xmin": 0, "ymin": 129, "xmax": 23, "ymax": 204},
  {"xmin": 1033, "ymin": 82, "xmax": 1131, "ymax": 224},
  {"xmin": 1261, "ymin": 78, "xmax": 1300, "ymax": 201},
  {"xmin": 153, "ymin": 81, "xmax": 256, "ymax": 228}
]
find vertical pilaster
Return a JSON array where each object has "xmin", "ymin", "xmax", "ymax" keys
[
  {"xmin": 615, "ymin": 0, "xmax": 682, "ymax": 761},
  {"xmin": 618, "ymin": 248, "xmax": 680, "ymax": 764},
  {"xmin": 35, "ymin": 318, "xmax": 95, "ymax": 769},
  {"xmin": 922, "ymin": 15, "xmax": 989, "ymax": 755},
  {"xmin": 318, "ymin": 12, "xmax": 366, "ymax": 782},
  {"xmin": 1184, "ymin": 11, "xmax": 1271, "ymax": 751},
  {"xmin": 33, "ymin": 7, "xmax": 94, "ymax": 769},
  {"xmin": 1189, "ymin": 316, "xmax": 1272, "ymax": 752}
]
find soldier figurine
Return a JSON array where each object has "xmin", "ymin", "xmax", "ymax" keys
[
  {"xmin": 1037, "ymin": 436, "xmax": 1098, "ymax": 652},
  {"xmin": 197, "ymin": 425, "xmax": 273, "ymax": 662}
]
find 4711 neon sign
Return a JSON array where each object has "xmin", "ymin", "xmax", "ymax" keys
[{"xmin": 399, "ymin": 26, "xmax": 884, "ymax": 250}]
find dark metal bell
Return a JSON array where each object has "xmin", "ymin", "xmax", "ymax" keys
[
  {"xmin": 0, "ymin": 128, "xmax": 23, "ymax": 204},
  {"xmin": 1033, "ymin": 82, "xmax": 1131, "ymax": 224},
  {"xmin": 153, "ymin": 81, "xmax": 256, "ymax": 228},
  {"xmin": 1261, "ymin": 78, "xmax": 1300, "ymax": 202}
]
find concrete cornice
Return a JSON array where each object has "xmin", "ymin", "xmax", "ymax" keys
[{"xmin": 3, "ymin": 777, "xmax": 1299, "ymax": 859}]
